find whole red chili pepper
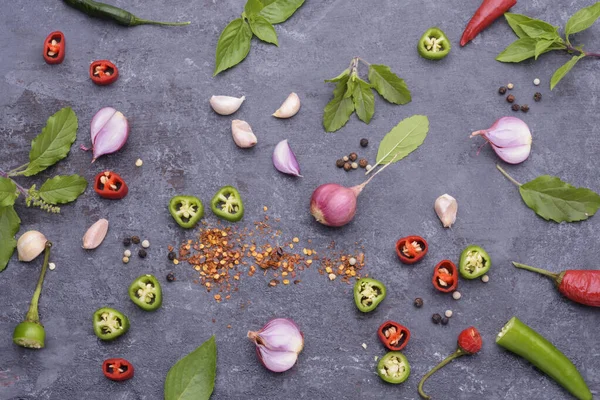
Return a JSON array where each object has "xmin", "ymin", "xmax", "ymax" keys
[
  {"xmin": 43, "ymin": 31, "xmax": 65, "ymax": 65},
  {"xmin": 395, "ymin": 236, "xmax": 428, "ymax": 264},
  {"xmin": 94, "ymin": 171, "xmax": 128, "ymax": 199},
  {"xmin": 90, "ymin": 60, "xmax": 119, "ymax": 85},
  {"xmin": 418, "ymin": 326, "xmax": 482, "ymax": 399},
  {"xmin": 377, "ymin": 320, "xmax": 411, "ymax": 351},
  {"xmin": 460, "ymin": 0, "xmax": 517, "ymax": 46},
  {"xmin": 432, "ymin": 260, "xmax": 458, "ymax": 293},
  {"xmin": 513, "ymin": 262, "xmax": 600, "ymax": 307},
  {"xmin": 102, "ymin": 358, "xmax": 134, "ymax": 381}
]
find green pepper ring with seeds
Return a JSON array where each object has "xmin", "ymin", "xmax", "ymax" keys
[
  {"xmin": 418, "ymin": 27, "xmax": 451, "ymax": 60},
  {"xmin": 459, "ymin": 245, "xmax": 491, "ymax": 279}
]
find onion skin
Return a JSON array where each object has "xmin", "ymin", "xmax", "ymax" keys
[
  {"xmin": 310, "ymin": 183, "xmax": 363, "ymax": 227},
  {"xmin": 471, "ymin": 116, "xmax": 532, "ymax": 164}
]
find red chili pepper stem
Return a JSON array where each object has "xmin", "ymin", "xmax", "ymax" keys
[
  {"xmin": 418, "ymin": 348, "xmax": 467, "ymax": 400},
  {"xmin": 512, "ymin": 262, "xmax": 560, "ymax": 282}
]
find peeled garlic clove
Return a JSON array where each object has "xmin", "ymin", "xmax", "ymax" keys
[
  {"xmin": 435, "ymin": 194, "xmax": 457, "ymax": 228},
  {"xmin": 82, "ymin": 218, "xmax": 109, "ymax": 249},
  {"xmin": 273, "ymin": 92, "xmax": 300, "ymax": 119},
  {"xmin": 17, "ymin": 231, "xmax": 48, "ymax": 262},
  {"xmin": 231, "ymin": 120, "xmax": 257, "ymax": 148},
  {"xmin": 210, "ymin": 95, "xmax": 245, "ymax": 116}
]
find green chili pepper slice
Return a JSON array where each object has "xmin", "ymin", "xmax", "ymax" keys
[
  {"xmin": 353, "ymin": 278, "xmax": 386, "ymax": 312},
  {"xmin": 93, "ymin": 307, "xmax": 130, "ymax": 341},
  {"xmin": 210, "ymin": 186, "xmax": 244, "ymax": 222},
  {"xmin": 496, "ymin": 317, "xmax": 592, "ymax": 400},
  {"xmin": 459, "ymin": 245, "xmax": 491, "ymax": 279},
  {"xmin": 418, "ymin": 27, "xmax": 451, "ymax": 60},
  {"xmin": 128, "ymin": 274, "xmax": 162, "ymax": 311},
  {"xmin": 169, "ymin": 195, "xmax": 204, "ymax": 228},
  {"xmin": 377, "ymin": 351, "xmax": 411, "ymax": 384}
]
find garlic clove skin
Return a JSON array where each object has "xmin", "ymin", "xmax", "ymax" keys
[
  {"xmin": 17, "ymin": 231, "xmax": 48, "ymax": 262},
  {"xmin": 435, "ymin": 194, "xmax": 457, "ymax": 228},
  {"xmin": 231, "ymin": 120, "xmax": 257, "ymax": 148},
  {"xmin": 82, "ymin": 219, "xmax": 109, "ymax": 249},
  {"xmin": 273, "ymin": 92, "xmax": 300, "ymax": 119},
  {"xmin": 210, "ymin": 95, "xmax": 245, "ymax": 116}
]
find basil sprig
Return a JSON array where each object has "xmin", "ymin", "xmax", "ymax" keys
[
  {"xmin": 497, "ymin": 3, "xmax": 600, "ymax": 89},
  {"xmin": 214, "ymin": 0, "xmax": 304, "ymax": 76}
]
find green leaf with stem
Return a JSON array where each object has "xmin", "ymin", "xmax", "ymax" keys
[
  {"xmin": 325, "ymin": 69, "xmax": 349, "ymax": 83},
  {"xmin": 0, "ymin": 205, "xmax": 21, "ymax": 272},
  {"xmin": 249, "ymin": 15, "xmax": 278, "ymax": 45},
  {"xmin": 367, "ymin": 64, "xmax": 411, "ymax": 104},
  {"xmin": 39, "ymin": 175, "xmax": 88, "ymax": 205},
  {"xmin": 323, "ymin": 75, "xmax": 355, "ymax": 132},
  {"xmin": 258, "ymin": 0, "xmax": 304, "ymax": 24},
  {"xmin": 352, "ymin": 78, "xmax": 375, "ymax": 123},
  {"xmin": 550, "ymin": 54, "xmax": 585, "ymax": 90},
  {"xmin": 214, "ymin": 18, "xmax": 253, "ymax": 76},
  {"xmin": 565, "ymin": 2, "xmax": 600, "ymax": 37},
  {"xmin": 0, "ymin": 177, "xmax": 18, "ymax": 207}
]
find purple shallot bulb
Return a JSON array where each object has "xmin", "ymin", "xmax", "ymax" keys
[
  {"xmin": 82, "ymin": 107, "xmax": 129, "ymax": 162},
  {"xmin": 247, "ymin": 318, "xmax": 304, "ymax": 373},
  {"xmin": 273, "ymin": 140, "xmax": 302, "ymax": 177},
  {"xmin": 471, "ymin": 117, "xmax": 531, "ymax": 164}
]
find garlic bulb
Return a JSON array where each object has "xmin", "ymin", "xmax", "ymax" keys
[
  {"xmin": 435, "ymin": 194, "xmax": 458, "ymax": 228},
  {"xmin": 82, "ymin": 219, "xmax": 109, "ymax": 249},
  {"xmin": 210, "ymin": 95, "xmax": 245, "ymax": 116},
  {"xmin": 273, "ymin": 93, "xmax": 300, "ymax": 119},
  {"xmin": 17, "ymin": 231, "xmax": 48, "ymax": 262},
  {"xmin": 231, "ymin": 120, "xmax": 257, "ymax": 148}
]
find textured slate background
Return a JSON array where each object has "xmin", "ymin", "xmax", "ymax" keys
[{"xmin": 1, "ymin": 0, "xmax": 599, "ymax": 399}]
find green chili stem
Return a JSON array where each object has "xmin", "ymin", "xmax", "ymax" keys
[
  {"xmin": 496, "ymin": 164, "xmax": 522, "ymax": 187},
  {"xmin": 512, "ymin": 262, "xmax": 559, "ymax": 280},
  {"xmin": 25, "ymin": 242, "xmax": 52, "ymax": 323},
  {"xmin": 131, "ymin": 17, "xmax": 190, "ymax": 26},
  {"xmin": 418, "ymin": 348, "xmax": 466, "ymax": 400}
]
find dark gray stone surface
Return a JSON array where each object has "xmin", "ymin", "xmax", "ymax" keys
[{"xmin": 1, "ymin": 0, "xmax": 599, "ymax": 399}]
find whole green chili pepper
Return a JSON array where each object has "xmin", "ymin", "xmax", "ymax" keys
[
  {"xmin": 418, "ymin": 27, "xmax": 451, "ymax": 60},
  {"xmin": 62, "ymin": 0, "xmax": 190, "ymax": 27},
  {"xmin": 459, "ymin": 245, "xmax": 491, "ymax": 279},
  {"xmin": 211, "ymin": 186, "xmax": 244, "ymax": 222},
  {"xmin": 353, "ymin": 278, "xmax": 386, "ymax": 312},
  {"xmin": 496, "ymin": 317, "xmax": 592, "ymax": 400}
]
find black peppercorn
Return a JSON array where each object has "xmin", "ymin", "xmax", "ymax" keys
[
  {"xmin": 498, "ymin": 86, "xmax": 507, "ymax": 95},
  {"xmin": 166, "ymin": 272, "xmax": 175, "ymax": 282},
  {"xmin": 138, "ymin": 249, "xmax": 147, "ymax": 258},
  {"xmin": 521, "ymin": 104, "xmax": 530, "ymax": 113},
  {"xmin": 168, "ymin": 251, "xmax": 177, "ymax": 260},
  {"xmin": 360, "ymin": 138, "xmax": 368, "ymax": 147},
  {"xmin": 343, "ymin": 162, "xmax": 352, "ymax": 171},
  {"xmin": 131, "ymin": 236, "xmax": 141, "ymax": 244},
  {"xmin": 506, "ymin": 94, "xmax": 515, "ymax": 103},
  {"xmin": 441, "ymin": 317, "xmax": 449, "ymax": 325},
  {"xmin": 414, "ymin": 298, "xmax": 424, "ymax": 308},
  {"xmin": 511, "ymin": 104, "xmax": 520, "ymax": 111},
  {"xmin": 432, "ymin": 313, "xmax": 442, "ymax": 324},
  {"xmin": 349, "ymin": 152, "xmax": 358, "ymax": 162},
  {"xmin": 123, "ymin": 237, "xmax": 131, "ymax": 246},
  {"xmin": 336, "ymin": 159, "xmax": 345, "ymax": 168},
  {"xmin": 358, "ymin": 159, "xmax": 368, "ymax": 168},
  {"xmin": 534, "ymin": 92, "xmax": 542, "ymax": 102}
]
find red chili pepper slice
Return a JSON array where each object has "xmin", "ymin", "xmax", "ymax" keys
[
  {"xmin": 102, "ymin": 358, "xmax": 134, "ymax": 381},
  {"xmin": 395, "ymin": 236, "xmax": 428, "ymax": 264},
  {"xmin": 43, "ymin": 31, "xmax": 65, "ymax": 65},
  {"xmin": 432, "ymin": 260, "xmax": 458, "ymax": 293},
  {"xmin": 94, "ymin": 171, "xmax": 128, "ymax": 199},
  {"xmin": 377, "ymin": 320, "xmax": 411, "ymax": 351},
  {"xmin": 90, "ymin": 60, "xmax": 119, "ymax": 86}
]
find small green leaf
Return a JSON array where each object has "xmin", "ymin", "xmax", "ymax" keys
[
  {"xmin": 23, "ymin": 107, "xmax": 78, "ymax": 177},
  {"xmin": 244, "ymin": 0, "xmax": 264, "ymax": 16},
  {"xmin": 374, "ymin": 115, "xmax": 429, "ymax": 166},
  {"xmin": 550, "ymin": 54, "xmax": 585, "ymax": 90},
  {"xmin": 0, "ymin": 206, "xmax": 21, "ymax": 272},
  {"xmin": 323, "ymin": 76, "xmax": 355, "ymax": 132},
  {"xmin": 352, "ymin": 78, "xmax": 375, "ymax": 124},
  {"xmin": 496, "ymin": 38, "xmax": 538, "ymax": 62},
  {"xmin": 519, "ymin": 175, "xmax": 600, "ymax": 223},
  {"xmin": 0, "ymin": 177, "xmax": 18, "ymax": 207},
  {"xmin": 39, "ymin": 174, "xmax": 88, "ymax": 205},
  {"xmin": 325, "ymin": 69, "xmax": 349, "ymax": 83},
  {"xmin": 214, "ymin": 19, "xmax": 253, "ymax": 76},
  {"xmin": 534, "ymin": 39, "xmax": 556, "ymax": 60},
  {"xmin": 367, "ymin": 64, "xmax": 411, "ymax": 105},
  {"xmin": 344, "ymin": 74, "xmax": 357, "ymax": 99},
  {"xmin": 504, "ymin": 13, "xmax": 538, "ymax": 38},
  {"xmin": 565, "ymin": 2, "xmax": 600, "ymax": 36},
  {"xmin": 258, "ymin": 0, "xmax": 305, "ymax": 24},
  {"xmin": 164, "ymin": 336, "xmax": 217, "ymax": 400},
  {"xmin": 518, "ymin": 20, "xmax": 559, "ymax": 39},
  {"xmin": 249, "ymin": 15, "xmax": 278, "ymax": 45}
]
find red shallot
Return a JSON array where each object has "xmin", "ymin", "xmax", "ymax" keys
[
  {"xmin": 273, "ymin": 140, "xmax": 301, "ymax": 177},
  {"xmin": 471, "ymin": 117, "xmax": 531, "ymax": 164},
  {"xmin": 247, "ymin": 318, "xmax": 304, "ymax": 373},
  {"xmin": 81, "ymin": 107, "xmax": 129, "ymax": 162}
]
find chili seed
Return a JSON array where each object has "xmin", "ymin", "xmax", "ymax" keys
[
  {"xmin": 351, "ymin": 162, "xmax": 358, "ymax": 169},
  {"xmin": 49, "ymin": 262, "xmax": 56, "ymax": 271},
  {"xmin": 343, "ymin": 163, "xmax": 352, "ymax": 171},
  {"xmin": 414, "ymin": 298, "xmax": 424, "ymax": 308},
  {"xmin": 366, "ymin": 164, "xmax": 372, "ymax": 171},
  {"xmin": 142, "ymin": 239, "xmax": 150, "ymax": 248},
  {"xmin": 507, "ymin": 83, "xmax": 514, "ymax": 89},
  {"xmin": 441, "ymin": 317, "xmax": 449, "ymax": 325},
  {"xmin": 432, "ymin": 313, "xmax": 442, "ymax": 324},
  {"xmin": 123, "ymin": 237, "xmax": 132, "ymax": 246},
  {"xmin": 506, "ymin": 94, "xmax": 515, "ymax": 103},
  {"xmin": 349, "ymin": 152, "xmax": 358, "ymax": 161},
  {"xmin": 166, "ymin": 272, "xmax": 175, "ymax": 282},
  {"xmin": 481, "ymin": 274, "xmax": 490, "ymax": 283},
  {"xmin": 534, "ymin": 92, "xmax": 542, "ymax": 102},
  {"xmin": 360, "ymin": 138, "xmax": 368, "ymax": 147},
  {"xmin": 445, "ymin": 310, "xmax": 453, "ymax": 318},
  {"xmin": 343, "ymin": 156, "xmax": 349, "ymax": 162},
  {"xmin": 122, "ymin": 256, "xmax": 129, "ymax": 264},
  {"xmin": 168, "ymin": 251, "xmax": 177, "ymax": 260},
  {"xmin": 452, "ymin": 291, "xmax": 462, "ymax": 300},
  {"xmin": 358, "ymin": 159, "xmax": 368, "ymax": 168},
  {"xmin": 533, "ymin": 78, "xmax": 540, "ymax": 86},
  {"xmin": 131, "ymin": 236, "xmax": 140, "ymax": 244},
  {"xmin": 135, "ymin": 158, "xmax": 143, "ymax": 167},
  {"xmin": 336, "ymin": 159, "xmax": 345, "ymax": 168},
  {"xmin": 138, "ymin": 249, "xmax": 147, "ymax": 258},
  {"xmin": 124, "ymin": 250, "xmax": 132, "ymax": 257},
  {"xmin": 511, "ymin": 104, "xmax": 520, "ymax": 112},
  {"xmin": 521, "ymin": 104, "xmax": 529, "ymax": 113},
  {"xmin": 498, "ymin": 86, "xmax": 507, "ymax": 95},
  {"xmin": 349, "ymin": 257, "xmax": 357, "ymax": 266}
]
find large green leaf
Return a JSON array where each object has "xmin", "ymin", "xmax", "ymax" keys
[
  {"xmin": 214, "ymin": 19, "xmax": 253, "ymax": 76},
  {"xmin": 39, "ymin": 174, "xmax": 88, "ymax": 205},
  {"xmin": 23, "ymin": 107, "xmax": 78, "ymax": 177},
  {"xmin": 0, "ymin": 177, "xmax": 18, "ymax": 207},
  {"xmin": 550, "ymin": 54, "xmax": 585, "ymax": 90},
  {"xmin": 323, "ymin": 76, "xmax": 355, "ymax": 132},
  {"xmin": 504, "ymin": 13, "xmax": 538, "ymax": 38},
  {"xmin": 374, "ymin": 115, "xmax": 429, "ymax": 167},
  {"xmin": 164, "ymin": 336, "xmax": 217, "ymax": 400},
  {"xmin": 352, "ymin": 78, "xmax": 374, "ymax": 124},
  {"xmin": 565, "ymin": 2, "xmax": 600, "ymax": 36},
  {"xmin": 249, "ymin": 15, "xmax": 278, "ymax": 45},
  {"xmin": 0, "ymin": 206, "xmax": 21, "ymax": 272},
  {"xmin": 496, "ymin": 38, "xmax": 537, "ymax": 62},
  {"xmin": 367, "ymin": 64, "xmax": 411, "ymax": 105},
  {"xmin": 258, "ymin": 0, "xmax": 304, "ymax": 24}
]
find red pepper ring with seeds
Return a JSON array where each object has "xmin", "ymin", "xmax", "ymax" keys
[
  {"xmin": 102, "ymin": 358, "xmax": 134, "ymax": 381},
  {"xmin": 43, "ymin": 31, "xmax": 65, "ymax": 65},
  {"xmin": 378, "ymin": 320, "xmax": 411, "ymax": 351},
  {"xmin": 90, "ymin": 60, "xmax": 119, "ymax": 86},
  {"xmin": 432, "ymin": 259, "xmax": 458, "ymax": 293},
  {"xmin": 94, "ymin": 171, "xmax": 128, "ymax": 199},
  {"xmin": 395, "ymin": 236, "xmax": 428, "ymax": 264}
]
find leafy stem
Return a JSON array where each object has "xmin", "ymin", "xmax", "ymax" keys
[
  {"xmin": 7, "ymin": 163, "xmax": 29, "ymax": 176},
  {"xmin": 565, "ymin": 43, "xmax": 600, "ymax": 58},
  {"xmin": 496, "ymin": 165, "xmax": 522, "ymax": 187},
  {"xmin": 0, "ymin": 169, "xmax": 28, "ymax": 197}
]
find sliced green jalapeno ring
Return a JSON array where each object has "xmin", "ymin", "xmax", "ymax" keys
[
  {"xmin": 418, "ymin": 27, "xmax": 451, "ymax": 60},
  {"xmin": 377, "ymin": 351, "xmax": 411, "ymax": 384},
  {"xmin": 459, "ymin": 245, "xmax": 491, "ymax": 279},
  {"xmin": 353, "ymin": 278, "xmax": 386, "ymax": 312},
  {"xmin": 169, "ymin": 195, "xmax": 204, "ymax": 228},
  {"xmin": 129, "ymin": 274, "xmax": 162, "ymax": 311},
  {"xmin": 211, "ymin": 186, "xmax": 244, "ymax": 222},
  {"xmin": 93, "ymin": 307, "xmax": 130, "ymax": 341}
]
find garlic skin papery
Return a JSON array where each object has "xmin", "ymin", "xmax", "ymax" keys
[
  {"xmin": 210, "ymin": 95, "xmax": 245, "ymax": 116},
  {"xmin": 273, "ymin": 92, "xmax": 301, "ymax": 119},
  {"xmin": 17, "ymin": 231, "xmax": 48, "ymax": 262},
  {"xmin": 82, "ymin": 219, "xmax": 109, "ymax": 249},
  {"xmin": 231, "ymin": 120, "xmax": 257, "ymax": 148},
  {"xmin": 435, "ymin": 194, "xmax": 457, "ymax": 228}
]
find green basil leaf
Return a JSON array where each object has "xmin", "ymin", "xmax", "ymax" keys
[
  {"xmin": 325, "ymin": 69, "xmax": 349, "ymax": 83},
  {"xmin": 258, "ymin": 0, "xmax": 305, "ymax": 24},
  {"xmin": 249, "ymin": 15, "xmax": 278, "ymax": 45},
  {"xmin": 323, "ymin": 76, "xmax": 355, "ymax": 132},
  {"xmin": 504, "ymin": 13, "xmax": 538, "ymax": 38},
  {"xmin": 244, "ymin": 0, "xmax": 264, "ymax": 16},
  {"xmin": 496, "ymin": 38, "xmax": 537, "ymax": 62},
  {"xmin": 23, "ymin": 107, "xmax": 78, "ymax": 177},
  {"xmin": 164, "ymin": 336, "xmax": 217, "ymax": 400},
  {"xmin": 565, "ymin": 2, "xmax": 600, "ymax": 36},
  {"xmin": 374, "ymin": 115, "xmax": 429, "ymax": 166},
  {"xmin": 519, "ymin": 175, "xmax": 600, "ymax": 222},
  {"xmin": 39, "ymin": 174, "xmax": 88, "ymax": 205},
  {"xmin": 550, "ymin": 54, "xmax": 585, "ymax": 90},
  {"xmin": 0, "ymin": 177, "xmax": 18, "ymax": 207},
  {"xmin": 344, "ymin": 74, "xmax": 357, "ymax": 99},
  {"xmin": 352, "ymin": 78, "xmax": 375, "ymax": 124},
  {"xmin": 534, "ymin": 39, "xmax": 556, "ymax": 60},
  {"xmin": 367, "ymin": 64, "xmax": 411, "ymax": 105},
  {"xmin": 518, "ymin": 20, "xmax": 559, "ymax": 39},
  {"xmin": 214, "ymin": 19, "xmax": 253, "ymax": 76},
  {"xmin": 0, "ymin": 206, "xmax": 21, "ymax": 272}
]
